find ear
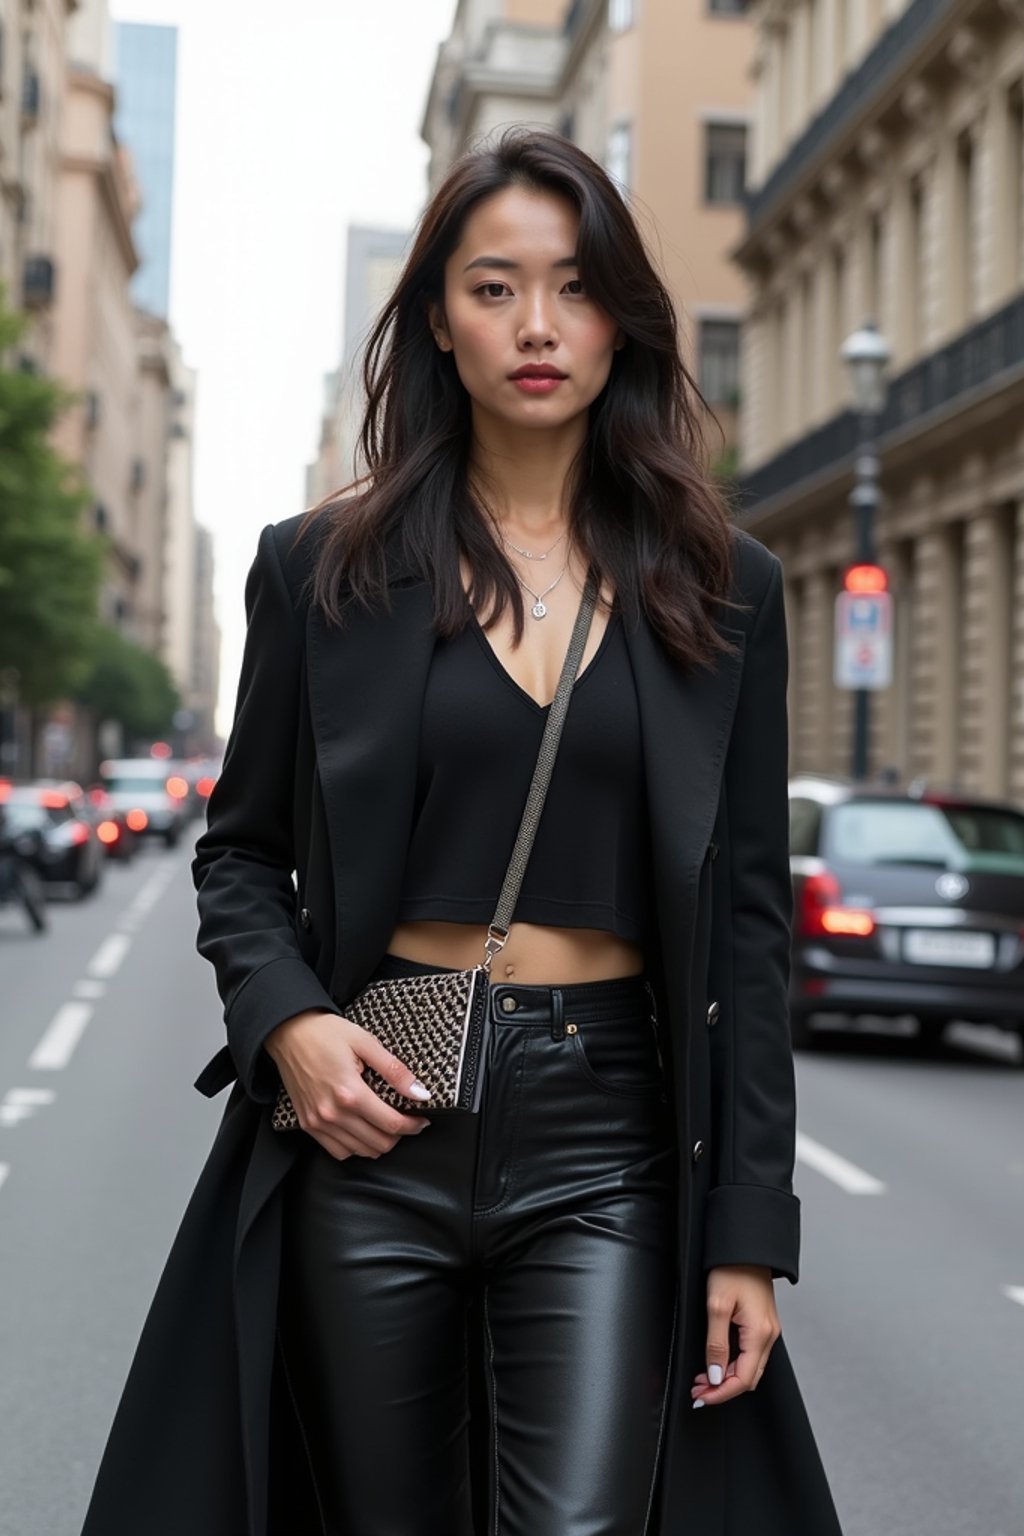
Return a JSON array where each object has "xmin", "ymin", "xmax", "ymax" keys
[
  {"xmin": 614, "ymin": 328, "xmax": 627, "ymax": 351},
  {"xmin": 427, "ymin": 300, "xmax": 453, "ymax": 353}
]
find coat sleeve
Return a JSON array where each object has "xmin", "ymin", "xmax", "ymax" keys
[
  {"xmin": 702, "ymin": 552, "xmax": 801, "ymax": 1284},
  {"xmin": 190, "ymin": 522, "xmax": 344, "ymax": 1103}
]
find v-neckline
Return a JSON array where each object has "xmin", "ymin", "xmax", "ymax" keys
[{"xmin": 468, "ymin": 605, "xmax": 620, "ymax": 714}]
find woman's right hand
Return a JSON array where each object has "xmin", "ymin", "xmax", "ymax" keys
[{"xmin": 264, "ymin": 1009, "xmax": 433, "ymax": 1161}]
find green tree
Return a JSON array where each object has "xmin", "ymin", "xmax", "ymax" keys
[
  {"xmin": 72, "ymin": 622, "xmax": 181, "ymax": 743},
  {"xmin": 0, "ymin": 286, "xmax": 104, "ymax": 704}
]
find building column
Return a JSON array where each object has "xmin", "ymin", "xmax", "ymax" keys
[
  {"xmin": 795, "ymin": 566, "xmax": 835, "ymax": 772},
  {"xmin": 959, "ymin": 510, "xmax": 1013, "ymax": 796},
  {"xmin": 911, "ymin": 525, "xmax": 963, "ymax": 785},
  {"xmin": 1009, "ymin": 500, "xmax": 1024, "ymax": 803}
]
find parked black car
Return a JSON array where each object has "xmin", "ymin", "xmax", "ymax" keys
[
  {"xmin": 0, "ymin": 782, "xmax": 105, "ymax": 899},
  {"xmin": 788, "ymin": 775, "xmax": 1024, "ymax": 1049}
]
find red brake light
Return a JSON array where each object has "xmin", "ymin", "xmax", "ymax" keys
[
  {"xmin": 97, "ymin": 820, "xmax": 120, "ymax": 844},
  {"xmin": 799, "ymin": 871, "xmax": 876, "ymax": 938},
  {"xmin": 166, "ymin": 775, "xmax": 188, "ymax": 800},
  {"xmin": 40, "ymin": 790, "xmax": 68, "ymax": 810},
  {"xmin": 69, "ymin": 821, "xmax": 89, "ymax": 845},
  {"xmin": 196, "ymin": 776, "xmax": 216, "ymax": 797},
  {"xmin": 126, "ymin": 808, "xmax": 148, "ymax": 831}
]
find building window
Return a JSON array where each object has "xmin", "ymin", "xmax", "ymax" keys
[
  {"xmin": 704, "ymin": 122, "xmax": 747, "ymax": 203},
  {"xmin": 708, "ymin": 0, "xmax": 748, "ymax": 11},
  {"xmin": 606, "ymin": 122, "xmax": 632, "ymax": 192},
  {"xmin": 608, "ymin": 0, "xmax": 635, "ymax": 30},
  {"xmin": 698, "ymin": 319, "xmax": 740, "ymax": 405}
]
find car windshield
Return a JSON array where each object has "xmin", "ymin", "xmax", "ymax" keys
[
  {"xmin": 825, "ymin": 800, "xmax": 1024, "ymax": 871},
  {"xmin": 103, "ymin": 777, "xmax": 168, "ymax": 795}
]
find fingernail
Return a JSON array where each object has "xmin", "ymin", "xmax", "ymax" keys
[
  {"xmin": 415, "ymin": 1119, "xmax": 432, "ymax": 1130},
  {"xmin": 408, "ymin": 1080, "xmax": 432, "ymax": 1101},
  {"xmin": 692, "ymin": 1399, "xmax": 705, "ymax": 1410},
  {"xmin": 708, "ymin": 1364, "xmax": 724, "ymax": 1386}
]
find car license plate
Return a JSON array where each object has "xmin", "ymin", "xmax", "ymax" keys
[{"xmin": 902, "ymin": 929, "xmax": 995, "ymax": 968}]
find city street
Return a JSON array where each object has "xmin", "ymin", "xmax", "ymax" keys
[{"xmin": 0, "ymin": 840, "xmax": 1021, "ymax": 1536}]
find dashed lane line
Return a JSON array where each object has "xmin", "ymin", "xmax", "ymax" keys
[
  {"xmin": 795, "ymin": 1131, "xmax": 887, "ymax": 1195},
  {"xmin": 86, "ymin": 933, "xmax": 132, "ymax": 979},
  {"xmin": 1003, "ymin": 1287, "xmax": 1024, "ymax": 1309},
  {"xmin": 28, "ymin": 1002, "xmax": 94, "ymax": 1072}
]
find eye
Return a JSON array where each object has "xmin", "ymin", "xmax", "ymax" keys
[
  {"xmin": 474, "ymin": 282, "xmax": 510, "ymax": 299},
  {"xmin": 563, "ymin": 278, "xmax": 586, "ymax": 295}
]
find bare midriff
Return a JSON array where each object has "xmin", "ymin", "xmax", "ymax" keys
[{"xmin": 384, "ymin": 919, "xmax": 645, "ymax": 983}]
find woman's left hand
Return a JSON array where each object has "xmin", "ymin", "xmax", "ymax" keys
[{"xmin": 690, "ymin": 1264, "xmax": 781, "ymax": 1408}]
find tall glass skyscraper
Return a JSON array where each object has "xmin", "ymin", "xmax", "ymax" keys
[{"xmin": 112, "ymin": 23, "xmax": 178, "ymax": 320}]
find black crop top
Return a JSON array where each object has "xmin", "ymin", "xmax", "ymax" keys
[{"xmin": 395, "ymin": 603, "xmax": 654, "ymax": 948}]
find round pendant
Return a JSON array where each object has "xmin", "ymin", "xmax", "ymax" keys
[{"xmin": 532, "ymin": 601, "xmax": 547, "ymax": 619}]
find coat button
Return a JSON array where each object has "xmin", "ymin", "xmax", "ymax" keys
[
  {"xmin": 692, "ymin": 1139, "xmax": 705, "ymax": 1162},
  {"xmin": 299, "ymin": 907, "xmax": 312, "ymax": 929},
  {"xmin": 706, "ymin": 1000, "xmax": 720, "ymax": 1027},
  {"xmin": 501, "ymin": 995, "xmax": 517, "ymax": 1012}
]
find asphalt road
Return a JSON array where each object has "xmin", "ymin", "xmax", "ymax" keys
[{"xmin": 0, "ymin": 835, "xmax": 1021, "ymax": 1536}]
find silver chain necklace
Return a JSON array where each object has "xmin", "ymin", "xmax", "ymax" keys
[
  {"xmin": 511, "ymin": 543, "xmax": 574, "ymax": 619},
  {"xmin": 499, "ymin": 526, "xmax": 566, "ymax": 561}
]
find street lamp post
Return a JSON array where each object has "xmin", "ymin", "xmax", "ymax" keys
[{"xmin": 839, "ymin": 320, "xmax": 891, "ymax": 781}]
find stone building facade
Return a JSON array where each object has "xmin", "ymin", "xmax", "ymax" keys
[{"xmin": 735, "ymin": 0, "xmax": 1024, "ymax": 798}]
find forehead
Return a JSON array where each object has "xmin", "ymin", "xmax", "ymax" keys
[{"xmin": 450, "ymin": 186, "xmax": 579, "ymax": 263}]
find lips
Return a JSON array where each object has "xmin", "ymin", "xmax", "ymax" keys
[{"xmin": 509, "ymin": 366, "xmax": 567, "ymax": 380}]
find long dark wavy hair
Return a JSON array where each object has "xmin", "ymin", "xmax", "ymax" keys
[{"xmin": 294, "ymin": 127, "xmax": 745, "ymax": 674}]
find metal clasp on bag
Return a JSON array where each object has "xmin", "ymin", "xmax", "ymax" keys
[{"xmin": 482, "ymin": 923, "xmax": 509, "ymax": 975}]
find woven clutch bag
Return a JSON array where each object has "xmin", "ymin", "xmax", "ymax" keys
[{"xmin": 271, "ymin": 566, "xmax": 599, "ymax": 1127}]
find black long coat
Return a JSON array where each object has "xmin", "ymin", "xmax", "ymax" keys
[{"xmin": 81, "ymin": 512, "xmax": 844, "ymax": 1536}]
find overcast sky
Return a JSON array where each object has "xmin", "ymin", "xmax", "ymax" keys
[{"xmin": 109, "ymin": 0, "xmax": 458, "ymax": 737}]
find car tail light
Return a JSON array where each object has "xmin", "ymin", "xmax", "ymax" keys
[
  {"xmin": 799, "ymin": 871, "xmax": 876, "ymax": 938},
  {"xmin": 126, "ymin": 808, "xmax": 148, "ymax": 831},
  {"xmin": 97, "ymin": 820, "xmax": 120, "ymax": 844},
  {"xmin": 69, "ymin": 822, "xmax": 89, "ymax": 846},
  {"xmin": 40, "ymin": 790, "xmax": 69, "ymax": 810},
  {"xmin": 166, "ymin": 775, "xmax": 188, "ymax": 800},
  {"xmin": 196, "ymin": 776, "xmax": 216, "ymax": 798}
]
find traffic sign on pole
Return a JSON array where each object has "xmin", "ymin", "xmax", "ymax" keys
[{"xmin": 834, "ymin": 590, "xmax": 892, "ymax": 689}]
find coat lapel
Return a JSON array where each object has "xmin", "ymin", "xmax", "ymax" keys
[{"xmin": 306, "ymin": 580, "xmax": 439, "ymax": 1005}]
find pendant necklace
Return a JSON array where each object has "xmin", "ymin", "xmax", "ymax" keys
[{"xmin": 512, "ymin": 547, "xmax": 572, "ymax": 619}]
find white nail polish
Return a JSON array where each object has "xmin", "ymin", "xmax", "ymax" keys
[
  {"xmin": 708, "ymin": 1364, "xmax": 724, "ymax": 1386},
  {"xmin": 408, "ymin": 1080, "xmax": 432, "ymax": 1101},
  {"xmin": 692, "ymin": 1399, "xmax": 705, "ymax": 1410}
]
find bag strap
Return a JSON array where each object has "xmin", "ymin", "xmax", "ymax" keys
[{"xmin": 482, "ymin": 565, "xmax": 599, "ymax": 972}]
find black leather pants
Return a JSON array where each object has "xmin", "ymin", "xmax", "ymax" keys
[{"xmin": 278, "ymin": 954, "xmax": 680, "ymax": 1536}]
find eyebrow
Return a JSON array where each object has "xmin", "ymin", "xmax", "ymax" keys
[{"xmin": 462, "ymin": 255, "xmax": 579, "ymax": 272}]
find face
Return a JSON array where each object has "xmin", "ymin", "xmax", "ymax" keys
[{"xmin": 428, "ymin": 185, "xmax": 624, "ymax": 433}]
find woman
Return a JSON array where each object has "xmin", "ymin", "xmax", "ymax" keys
[{"xmin": 81, "ymin": 128, "xmax": 842, "ymax": 1536}]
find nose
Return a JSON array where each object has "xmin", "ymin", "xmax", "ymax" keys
[{"xmin": 516, "ymin": 285, "xmax": 559, "ymax": 350}]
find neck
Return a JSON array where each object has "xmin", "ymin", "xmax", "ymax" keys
[{"xmin": 467, "ymin": 402, "xmax": 586, "ymax": 537}]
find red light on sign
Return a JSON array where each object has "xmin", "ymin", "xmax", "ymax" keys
[
  {"xmin": 844, "ymin": 564, "xmax": 888, "ymax": 594},
  {"xmin": 151, "ymin": 742, "xmax": 172, "ymax": 759}
]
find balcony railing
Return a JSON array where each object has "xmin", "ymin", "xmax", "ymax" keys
[
  {"xmin": 735, "ymin": 292, "xmax": 1024, "ymax": 514},
  {"xmin": 744, "ymin": 0, "xmax": 957, "ymax": 231}
]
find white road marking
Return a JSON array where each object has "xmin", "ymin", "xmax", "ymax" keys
[
  {"xmin": 86, "ymin": 933, "xmax": 132, "ymax": 979},
  {"xmin": 796, "ymin": 1132, "xmax": 887, "ymax": 1195},
  {"xmin": 73, "ymin": 979, "xmax": 107, "ymax": 999},
  {"xmin": 28, "ymin": 1002, "xmax": 94, "ymax": 1071},
  {"xmin": 0, "ymin": 1088, "xmax": 56, "ymax": 1128},
  {"xmin": 0, "ymin": 1165, "xmax": 9, "ymax": 1193},
  {"xmin": 1003, "ymin": 1286, "xmax": 1024, "ymax": 1309}
]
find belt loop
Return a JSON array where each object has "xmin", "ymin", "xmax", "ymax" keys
[{"xmin": 550, "ymin": 986, "xmax": 565, "ymax": 1042}]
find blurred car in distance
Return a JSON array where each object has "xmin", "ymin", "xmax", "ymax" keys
[
  {"xmin": 81, "ymin": 782, "xmax": 140, "ymax": 861},
  {"xmin": 788, "ymin": 774, "xmax": 1024, "ymax": 1051},
  {"xmin": 0, "ymin": 780, "xmax": 105, "ymax": 899},
  {"xmin": 179, "ymin": 756, "xmax": 221, "ymax": 821},
  {"xmin": 97, "ymin": 758, "xmax": 190, "ymax": 848}
]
